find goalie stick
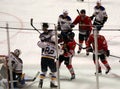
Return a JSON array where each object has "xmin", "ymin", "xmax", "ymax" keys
[
  {"xmin": 9, "ymin": 71, "xmax": 40, "ymax": 83},
  {"xmin": 30, "ymin": 18, "xmax": 41, "ymax": 34}
]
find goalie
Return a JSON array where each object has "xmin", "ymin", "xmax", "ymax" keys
[{"xmin": 7, "ymin": 49, "xmax": 23, "ymax": 88}]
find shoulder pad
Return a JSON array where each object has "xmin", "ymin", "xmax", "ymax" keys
[
  {"xmin": 94, "ymin": 6, "xmax": 105, "ymax": 11},
  {"xmin": 59, "ymin": 15, "xmax": 64, "ymax": 18},
  {"xmin": 66, "ymin": 16, "xmax": 72, "ymax": 21},
  {"xmin": 100, "ymin": 6, "xmax": 105, "ymax": 11}
]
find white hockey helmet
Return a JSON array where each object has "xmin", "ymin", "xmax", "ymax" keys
[
  {"xmin": 14, "ymin": 49, "xmax": 21, "ymax": 56},
  {"xmin": 96, "ymin": 1, "xmax": 101, "ymax": 4},
  {"xmin": 63, "ymin": 9, "xmax": 68, "ymax": 14},
  {"xmin": 96, "ymin": 1, "xmax": 101, "ymax": 6}
]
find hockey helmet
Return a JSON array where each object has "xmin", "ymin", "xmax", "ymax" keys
[
  {"xmin": 63, "ymin": 9, "xmax": 68, "ymax": 14},
  {"xmin": 96, "ymin": 1, "xmax": 101, "ymax": 6},
  {"xmin": 96, "ymin": 1, "xmax": 101, "ymax": 4},
  {"xmin": 14, "ymin": 49, "xmax": 21, "ymax": 56},
  {"xmin": 67, "ymin": 31, "xmax": 75, "ymax": 39},
  {"xmin": 80, "ymin": 9, "xmax": 86, "ymax": 14},
  {"xmin": 42, "ymin": 23, "xmax": 49, "ymax": 28}
]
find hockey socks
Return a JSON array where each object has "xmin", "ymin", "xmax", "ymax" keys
[
  {"xmin": 38, "ymin": 79, "xmax": 43, "ymax": 88},
  {"xmin": 66, "ymin": 65, "xmax": 75, "ymax": 80}
]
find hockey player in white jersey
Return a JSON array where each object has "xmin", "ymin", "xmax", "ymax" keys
[
  {"xmin": 90, "ymin": 1, "xmax": 108, "ymax": 31},
  {"xmin": 40, "ymin": 23, "xmax": 55, "ymax": 42},
  {"xmin": 37, "ymin": 36, "xmax": 60, "ymax": 88},
  {"xmin": 57, "ymin": 10, "xmax": 73, "ymax": 41},
  {"xmin": 7, "ymin": 49, "xmax": 23, "ymax": 88}
]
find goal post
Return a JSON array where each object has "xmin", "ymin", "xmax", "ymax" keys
[{"xmin": 93, "ymin": 29, "xmax": 100, "ymax": 89}]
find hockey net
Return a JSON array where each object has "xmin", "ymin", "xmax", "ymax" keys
[{"xmin": 0, "ymin": 55, "xmax": 8, "ymax": 89}]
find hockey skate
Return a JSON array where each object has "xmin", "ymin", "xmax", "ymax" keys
[
  {"xmin": 77, "ymin": 50, "xmax": 81, "ymax": 54},
  {"xmin": 105, "ymin": 68, "xmax": 111, "ymax": 74},
  {"xmin": 38, "ymin": 79, "xmax": 43, "ymax": 88},
  {"xmin": 86, "ymin": 52, "xmax": 89, "ymax": 56},
  {"xmin": 95, "ymin": 70, "xmax": 102, "ymax": 75},
  {"xmin": 50, "ymin": 82, "xmax": 57, "ymax": 88},
  {"xmin": 71, "ymin": 74, "xmax": 75, "ymax": 80}
]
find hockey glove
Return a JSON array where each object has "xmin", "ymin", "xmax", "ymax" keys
[
  {"xmin": 94, "ymin": 20, "xmax": 104, "ymax": 30},
  {"xmin": 64, "ymin": 48, "xmax": 69, "ymax": 53},
  {"xmin": 68, "ymin": 28, "xmax": 73, "ymax": 32},
  {"xmin": 102, "ymin": 17, "xmax": 108, "ymax": 25},
  {"xmin": 57, "ymin": 25, "xmax": 61, "ymax": 31},
  {"xmin": 70, "ymin": 23, "xmax": 75, "ymax": 28},
  {"xmin": 106, "ymin": 50, "xmax": 110, "ymax": 57},
  {"xmin": 90, "ymin": 15, "xmax": 95, "ymax": 20}
]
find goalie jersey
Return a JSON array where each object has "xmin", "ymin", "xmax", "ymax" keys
[{"xmin": 7, "ymin": 52, "xmax": 23, "ymax": 73}]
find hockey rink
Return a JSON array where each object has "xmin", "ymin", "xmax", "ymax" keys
[{"xmin": 0, "ymin": 0, "xmax": 120, "ymax": 89}]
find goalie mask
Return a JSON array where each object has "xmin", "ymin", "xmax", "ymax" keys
[{"xmin": 14, "ymin": 49, "xmax": 21, "ymax": 56}]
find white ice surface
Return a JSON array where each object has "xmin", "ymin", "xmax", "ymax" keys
[{"xmin": 0, "ymin": 0, "xmax": 120, "ymax": 89}]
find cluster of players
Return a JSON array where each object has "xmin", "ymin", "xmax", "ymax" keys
[
  {"xmin": 37, "ymin": 1, "xmax": 111, "ymax": 88},
  {"xmin": 1, "ymin": 1, "xmax": 111, "ymax": 89}
]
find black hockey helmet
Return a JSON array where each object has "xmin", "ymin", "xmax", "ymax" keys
[
  {"xmin": 80, "ymin": 9, "xmax": 86, "ymax": 14},
  {"xmin": 42, "ymin": 23, "xmax": 49, "ymax": 28},
  {"xmin": 67, "ymin": 31, "xmax": 75, "ymax": 39}
]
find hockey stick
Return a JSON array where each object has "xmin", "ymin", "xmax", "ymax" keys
[
  {"xmin": 110, "ymin": 55, "xmax": 120, "ymax": 62},
  {"xmin": 77, "ymin": 9, "xmax": 80, "ymax": 15},
  {"xmin": 76, "ymin": 42, "xmax": 86, "ymax": 49},
  {"xmin": 30, "ymin": 18, "xmax": 41, "ymax": 34},
  {"xmin": 25, "ymin": 71, "xmax": 40, "ymax": 82}
]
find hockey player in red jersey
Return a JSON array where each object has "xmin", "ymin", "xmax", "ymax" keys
[
  {"xmin": 86, "ymin": 31, "xmax": 111, "ymax": 74},
  {"xmin": 58, "ymin": 31, "xmax": 76, "ymax": 80},
  {"xmin": 72, "ymin": 9, "xmax": 92, "ymax": 55}
]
